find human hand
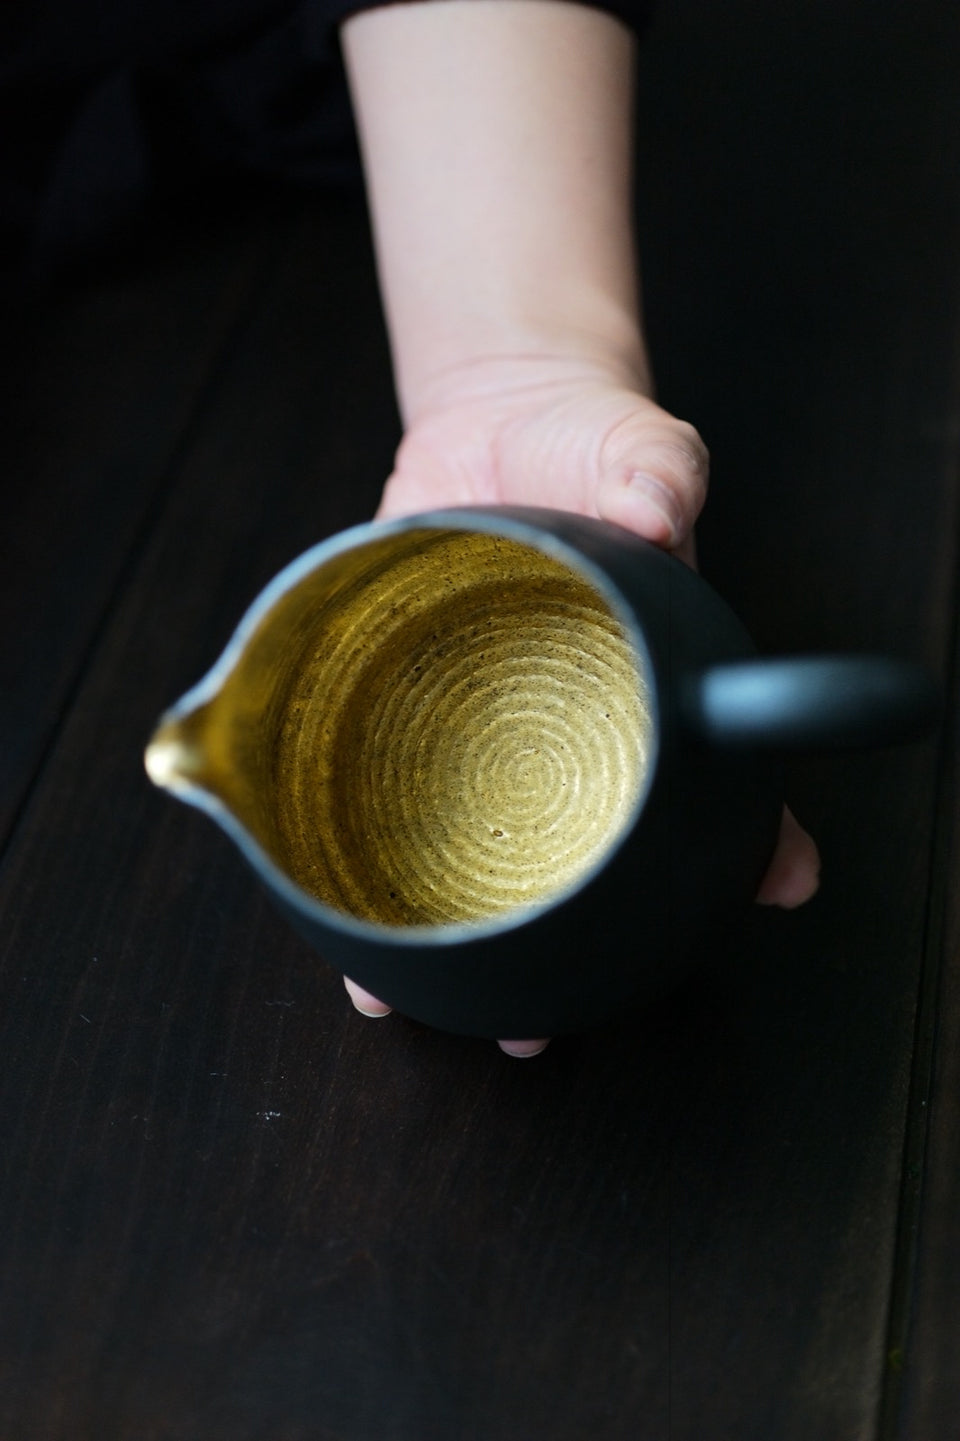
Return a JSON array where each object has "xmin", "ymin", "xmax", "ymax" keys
[
  {"xmin": 376, "ymin": 353, "xmax": 707, "ymax": 562},
  {"xmin": 343, "ymin": 357, "xmax": 821, "ymax": 1053}
]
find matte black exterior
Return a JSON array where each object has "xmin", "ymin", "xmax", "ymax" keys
[
  {"xmin": 273, "ymin": 507, "xmax": 785, "ymax": 1038},
  {"xmin": 168, "ymin": 506, "xmax": 936, "ymax": 1039}
]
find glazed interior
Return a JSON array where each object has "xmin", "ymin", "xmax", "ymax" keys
[{"xmin": 160, "ymin": 527, "xmax": 653, "ymax": 928}]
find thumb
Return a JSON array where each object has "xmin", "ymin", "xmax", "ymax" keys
[{"xmin": 595, "ymin": 405, "xmax": 709, "ymax": 551}]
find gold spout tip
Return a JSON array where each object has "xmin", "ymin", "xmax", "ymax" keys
[{"xmin": 145, "ymin": 734, "xmax": 194, "ymax": 790}]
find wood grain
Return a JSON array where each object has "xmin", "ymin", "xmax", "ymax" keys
[{"xmin": 0, "ymin": 2, "xmax": 957, "ymax": 1437}]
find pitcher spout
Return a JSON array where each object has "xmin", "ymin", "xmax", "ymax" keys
[
  {"xmin": 144, "ymin": 674, "xmax": 289, "ymax": 875},
  {"xmin": 144, "ymin": 712, "xmax": 211, "ymax": 794}
]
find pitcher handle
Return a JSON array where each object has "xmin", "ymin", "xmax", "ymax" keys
[{"xmin": 682, "ymin": 655, "xmax": 940, "ymax": 751}]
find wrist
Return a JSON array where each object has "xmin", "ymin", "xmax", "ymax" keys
[{"xmin": 399, "ymin": 322, "xmax": 653, "ymax": 426}]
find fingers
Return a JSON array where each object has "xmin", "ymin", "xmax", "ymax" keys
[
  {"xmin": 344, "ymin": 978, "xmax": 551, "ymax": 1056},
  {"xmin": 596, "ymin": 410, "xmax": 709, "ymax": 550},
  {"xmin": 756, "ymin": 807, "xmax": 821, "ymax": 908},
  {"xmin": 343, "ymin": 976, "xmax": 393, "ymax": 1017},
  {"xmin": 497, "ymin": 1038, "xmax": 551, "ymax": 1058}
]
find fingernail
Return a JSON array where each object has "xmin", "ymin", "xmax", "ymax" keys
[
  {"xmin": 627, "ymin": 472, "xmax": 682, "ymax": 544},
  {"xmin": 344, "ymin": 978, "xmax": 393, "ymax": 1018},
  {"xmin": 498, "ymin": 1039, "xmax": 551, "ymax": 1058}
]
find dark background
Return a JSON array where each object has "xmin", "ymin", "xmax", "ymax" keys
[{"xmin": 1, "ymin": 0, "xmax": 958, "ymax": 1436}]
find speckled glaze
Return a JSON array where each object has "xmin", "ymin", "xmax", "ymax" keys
[{"xmin": 271, "ymin": 528, "xmax": 650, "ymax": 927}]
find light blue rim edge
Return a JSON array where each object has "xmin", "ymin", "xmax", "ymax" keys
[{"xmin": 150, "ymin": 508, "xmax": 662, "ymax": 949}]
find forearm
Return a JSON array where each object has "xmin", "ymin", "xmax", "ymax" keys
[{"xmin": 341, "ymin": 0, "xmax": 649, "ymax": 423}]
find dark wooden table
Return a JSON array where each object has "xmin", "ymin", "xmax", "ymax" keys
[{"xmin": 1, "ymin": 3, "xmax": 958, "ymax": 1436}]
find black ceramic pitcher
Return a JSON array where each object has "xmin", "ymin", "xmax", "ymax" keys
[{"xmin": 145, "ymin": 507, "xmax": 938, "ymax": 1037}]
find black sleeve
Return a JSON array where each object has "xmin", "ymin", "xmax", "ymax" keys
[
  {"xmin": 1, "ymin": 0, "xmax": 655, "ymax": 282},
  {"xmin": 315, "ymin": 0, "xmax": 654, "ymax": 36}
]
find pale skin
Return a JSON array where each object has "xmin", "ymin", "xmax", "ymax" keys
[{"xmin": 340, "ymin": 0, "xmax": 821, "ymax": 1055}]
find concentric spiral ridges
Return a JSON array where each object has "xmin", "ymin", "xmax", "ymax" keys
[{"xmin": 274, "ymin": 530, "xmax": 651, "ymax": 928}]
